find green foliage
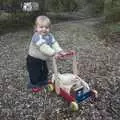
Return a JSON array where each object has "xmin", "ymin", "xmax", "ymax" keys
[
  {"xmin": 104, "ymin": 0, "xmax": 120, "ymax": 22},
  {"xmin": 47, "ymin": 0, "xmax": 78, "ymax": 12},
  {"xmin": 0, "ymin": 12, "xmax": 34, "ymax": 35},
  {"xmin": 91, "ymin": 0, "xmax": 104, "ymax": 14},
  {"xmin": 0, "ymin": 0, "xmax": 120, "ymax": 23},
  {"xmin": 105, "ymin": 7, "xmax": 120, "ymax": 22},
  {"xmin": 108, "ymin": 23, "xmax": 120, "ymax": 33},
  {"xmin": 0, "ymin": 0, "xmax": 19, "ymax": 5},
  {"xmin": 113, "ymin": 0, "xmax": 120, "ymax": 7}
]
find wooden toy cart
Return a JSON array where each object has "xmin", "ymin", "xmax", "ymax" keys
[{"xmin": 52, "ymin": 50, "xmax": 98, "ymax": 111}]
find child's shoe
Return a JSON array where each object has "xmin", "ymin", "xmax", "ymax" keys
[
  {"xmin": 32, "ymin": 84, "xmax": 54, "ymax": 93},
  {"xmin": 32, "ymin": 88, "xmax": 42, "ymax": 93}
]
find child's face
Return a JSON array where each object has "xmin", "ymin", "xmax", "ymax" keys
[{"xmin": 36, "ymin": 22, "xmax": 50, "ymax": 36}]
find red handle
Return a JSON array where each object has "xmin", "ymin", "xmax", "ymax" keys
[{"xmin": 55, "ymin": 50, "xmax": 77, "ymax": 60}]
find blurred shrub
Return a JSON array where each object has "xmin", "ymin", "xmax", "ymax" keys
[
  {"xmin": 105, "ymin": 7, "xmax": 120, "ymax": 22},
  {"xmin": 46, "ymin": 0, "xmax": 78, "ymax": 12},
  {"xmin": 89, "ymin": 0, "xmax": 104, "ymax": 15},
  {"xmin": 104, "ymin": 0, "xmax": 120, "ymax": 22}
]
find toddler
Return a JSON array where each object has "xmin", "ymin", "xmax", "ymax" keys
[{"xmin": 26, "ymin": 15, "xmax": 63, "ymax": 92}]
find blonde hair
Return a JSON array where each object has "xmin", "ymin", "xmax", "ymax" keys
[
  {"xmin": 35, "ymin": 15, "xmax": 51, "ymax": 27},
  {"xmin": 34, "ymin": 16, "xmax": 51, "ymax": 32}
]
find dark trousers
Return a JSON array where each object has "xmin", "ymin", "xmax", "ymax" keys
[{"xmin": 26, "ymin": 55, "xmax": 48, "ymax": 87}]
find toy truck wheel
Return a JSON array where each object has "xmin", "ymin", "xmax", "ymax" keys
[
  {"xmin": 47, "ymin": 84, "xmax": 54, "ymax": 92},
  {"xmin": 70, "ymin": 101, "xmax": 79, "ymax": 111},
  {"xmin": 91, "ymin": 89, "xmax": 98, "ymax": 99},
  {"xmin": 89, "ymin": 89, "xmax": 98, "ymax": 103}
]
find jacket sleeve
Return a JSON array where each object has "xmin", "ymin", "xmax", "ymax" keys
[
  {"xmin": 52, "ymin": 41, "xmax": 63, "ymax": 53},
  {"xmin": 40, "ymin": 44, "xmax": 56, "ymax": 56}
]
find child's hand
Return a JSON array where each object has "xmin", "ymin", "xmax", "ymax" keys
[
  {"xmin": 55, "ymin": 51, "xmax": 66, "ymax": 59},
  {"xmin": 58, "ymin": 51, "xmax": 66, "ymax": 56},
  {"xmin": 55, "ymin": 50, "xmax": 76, "ymax": 59}
]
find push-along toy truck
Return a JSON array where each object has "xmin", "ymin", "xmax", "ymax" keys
[{"xmin": 52, "ymin": 50, "xmax": 98, "ymax": 111}]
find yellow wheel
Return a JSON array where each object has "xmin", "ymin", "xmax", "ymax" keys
[
  {"xmin": 47, "ymin": 84, "xmax": 54, "ymax": 92},
  {"xmin": 70, "ymin": 101, "xmax": 79, "ymax": 111}
]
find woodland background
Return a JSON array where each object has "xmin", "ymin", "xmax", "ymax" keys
[{"xmin": 0, "ymin": 0, "xmax": 120, "ymax": 120}]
